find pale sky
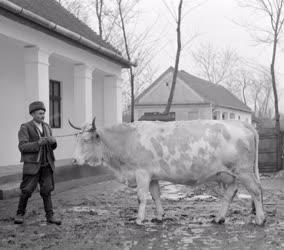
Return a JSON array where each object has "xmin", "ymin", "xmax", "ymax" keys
[
  {"xmin": 134, "ymin": 0, "xmax": 284, "ymax": 112},
  {"xmin": 75, "ymin": 0, "xmax": 284, "ymax": 112}
]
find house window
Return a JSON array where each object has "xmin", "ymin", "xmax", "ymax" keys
[
  {"xmin": 188, "ymin": 111, "xmax": 199, "ymax": 120},
  {"xmin": 222, "ymin": 112, "xmax": 228, "ymax": 120},
  {"xmin": 140, "ymin": 112, "xmax": 175, "ymax": 121},
  {"xmin": 213, "ymin": 111, "xmax": 220, "ymax": 120},
  {"xmin": 230, "ymin": 113, "xmax": 235, "ymax": 119},
  {"xmin": 49, "ymin": 80, "xmax": 61, "ymax": 128}
]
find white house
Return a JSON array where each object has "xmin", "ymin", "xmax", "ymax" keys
[
  {"xmin": 135, "ymin": 67, "xmax": 252, "ymax": 122},
  {"xmin": 0, "ymin": 0, "xmax": 132, "ymax": 166}
]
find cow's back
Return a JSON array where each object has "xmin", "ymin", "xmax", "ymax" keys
[
  {"xmin": 131, "ymin": 120, "xmax": 256, "ymax": 183},
  {"xmin": 103, "ymin": 120, "xmax": 257, "ymax": 185}
]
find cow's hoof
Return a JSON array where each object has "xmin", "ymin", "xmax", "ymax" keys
[
  {"xmin": 212, "ymin": 218, "xmax": 225, "ymax": 224},
  {"xmin": 151, "ymin": 218, "xmax": 163, "ymax": 224},
  {"xmin": 135, "ymin": 219, "xmax": 147, "ymax": 225},
  {"xmin": 255, "ymin": 216, "xmax": 266, "ymax": 226}
]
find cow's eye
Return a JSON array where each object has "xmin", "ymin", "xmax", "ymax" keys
[{"xmin": 96, "ymin": 134, "xmax": 100, "ymax": 139}]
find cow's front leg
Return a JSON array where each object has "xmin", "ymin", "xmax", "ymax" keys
[
  {"xmin": 135, "ymin": 170, "xmax": 151, "ymax": 225},
  {"xmin": 149, "ymin": 180, "xmax": 165, "ymax": 221},
  {"xmin": 214, "ymin": 181, "xmax": 237, "ymax": 224}
]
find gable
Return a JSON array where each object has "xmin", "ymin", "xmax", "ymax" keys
[{"xmin": 137, "ymin": 70, "xmax": 204, "ymax": 105}]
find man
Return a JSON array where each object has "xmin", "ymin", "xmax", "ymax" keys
[{"xmin": 14, "ymin": 101, "xmax": 61, "ymax": 225}]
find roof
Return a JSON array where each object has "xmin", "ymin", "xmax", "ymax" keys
[
  {"xmin": 0, "ymin": 0, "xmax": 131, "ymax": 67},
  {"xmin": 136, "ymin": 67, "xmax": 251, "ymax": 113}
]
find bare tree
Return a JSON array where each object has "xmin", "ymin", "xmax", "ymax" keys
[
  {"xmin": 57, "ymin": 0, "xmax": 89, "ymax": 23},
  {"xmin": 251, "ymin": 70, "xmax": 274, "ymax": 118},
  {"xmin": 240, "ymin": 0, "xmax": 284, "ymax": 170},
  {"xmin": 192, "ymin": 43, "xmax": 239, "ymax": 85},
  {"xmin": 226, "ymin": 62, "xmax": 274, "ymax": 118},
  {"xmin": 59, "ymin": 0, "xmax": 157, "ymax": 122},
  {"xmin": 163, "ymin": 0, "xmax": 183, "ymax": 114},
  {"xmin": 92, "ymin": 0, "xmax": 118, "ymax": 41},
  {"xmin": 94, "ymin": 0, "xmax": 104, "ymax": 38},
  {"xmin": 114, "ymin": 0, "xmax": 161, "ymax": 122},
  {"xmin": 116, "ymin": 0, "xmax": 137, "ymax": 122}
]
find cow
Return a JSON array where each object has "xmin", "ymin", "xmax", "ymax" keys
[{"xmin": 69, "ymin": 118, "xmax": 266, "ymax": 226}]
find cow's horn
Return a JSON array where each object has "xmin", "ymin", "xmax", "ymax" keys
[
  {"xmin": 92, "ymin": 117, "xmax": 96, "ymax": 130},
  {"xmin": 68, "ymin": 119, "xmax": 81, "ymax": 130}
]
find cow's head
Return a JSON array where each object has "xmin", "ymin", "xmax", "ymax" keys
[{"xmin": 69, "ymin": 117, "xmax": 104, "ymax": 167}]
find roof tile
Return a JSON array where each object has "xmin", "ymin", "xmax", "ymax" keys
[{"xmin": 7, "ymin": 0, "xmax": 120, "ymax": 54}]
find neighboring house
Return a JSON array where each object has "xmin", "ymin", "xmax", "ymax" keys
[
  {"xmin": 135, "ymin": 67, "xmax": 252, "ymax": 122},
  {"xmin": 0, "ymin": 0, "xmax": 131, "ymax": 166}
]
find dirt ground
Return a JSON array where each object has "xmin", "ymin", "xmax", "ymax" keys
[{"xmin": 0, "ymin": 176, "xmax": 283, "ymax": 250}]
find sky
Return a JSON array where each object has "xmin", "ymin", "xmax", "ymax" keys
[
  {"xmin": 133, "ymin": 0, "xmax": 284, "ymax": 112},
  {"xmin": 70, "ymin": 0, "xmax": 284, "ymax": 113}
]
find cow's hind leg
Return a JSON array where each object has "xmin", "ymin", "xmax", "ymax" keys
[
  {"xmin": 251, "ymin": 187, "xmax": 263, "ymax": 215},
  {"xmin": 239, "ymin": 173, "xmax": 265, "ymax": 226},
  {"xmin": 214, "ymin": 180, "xmax": 238, "ymax": 224},
  {"xmin": 149, "ymin": 180, "xmax": 165, "ymax": 222},
  {"xmin": 135, "ymin": 170, "xmax": 151, "ymax": 225}
]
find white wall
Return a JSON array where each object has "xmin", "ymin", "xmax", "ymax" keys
[
  {"xmin": 0, "ymin": 35, "xmax": 26, "ymax": 165},
  {"xmin": 213, "ymin": 107, "xmax": 252, "ymax": 123},
  {"xmin": 135, "ymin": 104, "xmax": 251, "ymax": 123},
  {"xmin": 135, "ymin": 105, "xmax": 212, "ymax": 121},
  {"xmin": 0, "ymin": 16, "xmax": 123, "ymax": 166},
  {"xmin": 49, "ymin": 55, "xmax": 76, "ymax": 160},
  {"xmin": 0, "ymin": 16, "xmax": 122, "ymax": 77}
]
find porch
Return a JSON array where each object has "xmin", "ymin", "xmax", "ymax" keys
[{"xmin": 0, "ymin": 15, "xmax": 123, "ymax": 166}]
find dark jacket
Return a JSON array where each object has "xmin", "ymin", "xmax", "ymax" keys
[{"xmin": 18, "ymin": 120, "xmax": 57, "ymax": 175}]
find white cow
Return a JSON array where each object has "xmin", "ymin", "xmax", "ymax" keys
[{"xmin": 70, "ymin": 119, "xmax": 265, "ymax": 226}]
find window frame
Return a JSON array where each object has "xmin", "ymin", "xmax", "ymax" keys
[
  {"xmin": 49, "ymin": 79, "xmax": 62, "ymax": 128},
  {"xmin": 230, "ymin": 113, "xmax": 235, "ymax": 119}
]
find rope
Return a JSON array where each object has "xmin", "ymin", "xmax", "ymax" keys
[{"xmin": 54, "ymin": 132, "xmax": 79, "ymax": 138}]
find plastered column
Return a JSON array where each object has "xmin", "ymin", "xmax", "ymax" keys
[
  {"xmin": 103, "ymin": 75, "xmax": 122, "ymax": 127},
  {"xmin": 74, "ymin": 64, "xmax": 93, "ymax": 125},
  {"xmin": 24, "ymin": 46, "xmax": 50, "ymax": 120}
]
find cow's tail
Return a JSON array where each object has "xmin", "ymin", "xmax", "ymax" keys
[
  {"xmin": 252, "ymin": 127, "xmax": 263, "ymax": 213},
  {"xmin": 253, "ymin": 129, "xmax": 261, "ymax": 183}
]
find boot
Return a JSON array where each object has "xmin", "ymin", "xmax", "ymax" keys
[
  {"xmin": 14, "ymin": 192, "xmax": 30, "ymax": 224},
  {"xmin": 14, "ymin": 214, "xmax": 24, "ymax": 224},
  {"xmin": 42, "ymin": 194, "xmax": 61, "ymax": 225},
  {"xmin": 46, "ymin": 214, "xmax": 62, "ymax": 225}
]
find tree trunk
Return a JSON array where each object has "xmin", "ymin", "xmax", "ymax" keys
[
  {"xmin": 118, "ymin": 0, "xmax": 135, "ymax": 122},
  {"xmin": 271, "ymin": 34, "xmax": 281, "ymax": 170},
  {"xmin": 95, "ymin": 0, "xmax": 103, "ymax": 38},
  {"xmin": 242, "ymin": 80, "xmax": 247, "ymax": 105},
  {"xmin": 130, "ymin": 69, "xmax": 135, "ymax": 122},
  {"xmin": 163, "ymin": 0, "xmax": 183, "ymax": 114}
]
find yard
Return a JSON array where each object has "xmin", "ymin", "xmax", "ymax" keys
[{"xmin": 0, "ymin": 175, "xmax": 283, "ymax": 250}]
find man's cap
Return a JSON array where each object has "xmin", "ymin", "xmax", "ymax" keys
[{"xmin": 29, "ymin": 101, "xmax": 46, "ymax": 114}]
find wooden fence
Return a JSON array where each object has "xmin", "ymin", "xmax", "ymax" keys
[{"xmin": 258, "ymin": 128, "xmax": 284, "ymax": 173}]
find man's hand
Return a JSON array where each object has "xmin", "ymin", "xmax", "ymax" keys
[
  {"xmin": 46, "ymin": 136, "xmax": 56, "ymax": 145},
  {"xmin": 38, "ymin": 137, "xmax": 48, "ymax": 146}
]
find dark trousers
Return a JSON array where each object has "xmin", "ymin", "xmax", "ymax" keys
[{"xmin": 16, "ymin": 166, "xmax": 54, "ymax": 218}]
